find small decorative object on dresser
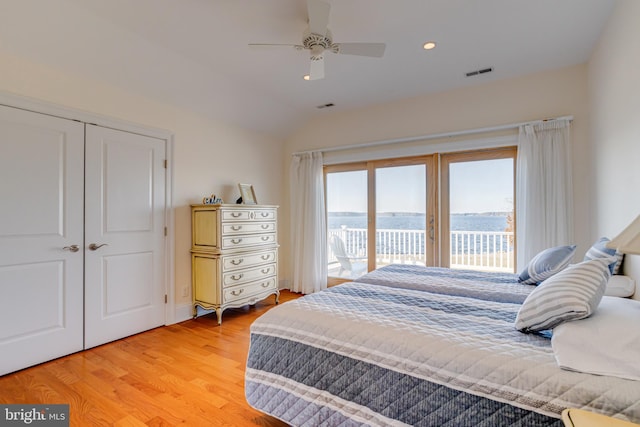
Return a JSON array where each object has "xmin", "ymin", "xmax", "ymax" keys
[
  {"xmin": 238, "ymin": 183, "xmax": 257, "ymax": 205},
  {"xmin": 202, "ymin": 194, "xmax": 223, "ymax": 205},
  {"xmin": 191, "ymin": 204, "xmax": 279, "ymax": 325}
]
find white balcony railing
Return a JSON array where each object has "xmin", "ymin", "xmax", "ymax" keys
[
  {"xmin": 449, "ymin": 230, "xmax": 514, "ymax": 272},
  {"xmin": 328, "ymin": 227, "xmax": 514, "ymax": 274}
]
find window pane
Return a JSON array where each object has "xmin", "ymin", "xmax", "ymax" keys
[
  {"xmin": 326, "ymin": 170, "xmax": 368, "ymax": 279},
  {"xmin": 376, "ymin": 165, "xmax": 426, "ymax": 268},
  {"xmin": 449, "ymin": 158, "xmax": 514, "ymax": 272}
]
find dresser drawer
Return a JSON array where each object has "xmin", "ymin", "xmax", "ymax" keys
[
  {"xmin": 222, "ymin": 222, "xmax": 275, "ymax": 235},
  {"xmin": 223, "ymin": 277, "xmax": 277, "ymax": 303},
  {"xmin": 221, "ymin": 233, "xmax": 276, "ymax": 250},
  {"xmin": 222, "ymin": 263, "xmax": 276, "ymax": 287},
  {"xmin": 251, "ymin": 209, "xmax": 276, "ymax": 221},
  {"xmin": 222, "ymin": 249, "xmax": 277, "ymax": 271},
  {"xmin": 221, "ymin": 209, "xmax": 252, "ymax": 221}
]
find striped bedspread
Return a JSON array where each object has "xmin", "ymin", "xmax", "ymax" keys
[
  {"xmin": 355, "ymin": 264, "xmax": 533, "ymax": 304},
  {"xmin": 245, "ymin": 266, "xmax": 640, "ymax": 426}
]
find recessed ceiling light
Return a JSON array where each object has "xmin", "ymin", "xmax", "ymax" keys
[
  {"xmin": 303, "ymin": 74, "xmax": 310, "ymax": 81},
  {"xmin": 423, "ymin": 41, "xmax": 436, "ymax": 50}
]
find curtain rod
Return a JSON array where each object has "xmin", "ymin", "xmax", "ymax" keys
[{"xmin": 292, "ymin": 115, "xmax": 573, "ymax": 156}]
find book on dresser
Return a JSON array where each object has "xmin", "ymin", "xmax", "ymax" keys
[{"xmin": 190, "ymin": 204, "xmax": 279, "ymax": 325}]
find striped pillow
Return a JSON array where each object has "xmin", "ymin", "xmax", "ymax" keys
[
  {"xmin": 584, "ymin": 237, "xmax": 624, "ymax": 275},
  {"xmin": 518, "ymin": 245, "xmax": 577, "ymax": 285},
  {"xmin": 515, "ymin": 257, "xmax": 613, "ymax": 333}
]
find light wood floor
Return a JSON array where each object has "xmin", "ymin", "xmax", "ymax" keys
[{"xmin": 0, "ymin": 290, "xmax": 301, "ymax": 426}]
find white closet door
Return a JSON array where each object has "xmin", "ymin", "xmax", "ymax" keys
[
  {"xmin": 84, "ymin": 125, "xmax": 166, "ymax": 348},
  {"xmin": 0, "ymin": 105, "xmax": 85, "ymax": 375}
]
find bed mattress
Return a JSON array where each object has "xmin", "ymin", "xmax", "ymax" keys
[{"xmin": 245, "ymin": 266, "xmax": 640, "ymax": 426}]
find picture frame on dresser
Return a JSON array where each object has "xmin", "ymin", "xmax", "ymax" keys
[{"xmin": 238, "ymin": 183, "xmax": 257, "ymax": 205}]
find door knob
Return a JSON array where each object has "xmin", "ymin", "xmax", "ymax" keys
[
  {"xmin": 63, "ymin": 245, "xmax": 80, "ymax": 253},
  {"xmin": 89, "ymin": 243, "xmax": 108, "ymax": 251}
]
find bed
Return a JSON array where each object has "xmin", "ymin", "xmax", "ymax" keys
[{"xmin": 245, "ymin": 264, "xmax": 640, "ymax": 426}]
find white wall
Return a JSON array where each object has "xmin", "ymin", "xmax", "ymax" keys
[
  {"xmin": 0, "ymin": 51, "xmax": 285, "ymax": 312},
  {"xmin": 6, "ymin": 1, "xmax": 635, "ymax": 307},
  {"xmin": 283, "ymin": 65, "xmax": 591, "ymax": 283},
  {"xmin": 588, "ymin": 0, "xmax": 640, "ymax": 296}
]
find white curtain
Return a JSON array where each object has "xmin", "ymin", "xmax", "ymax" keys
[
  {"xmin": 516, "ymin": 119, "xmax": 573, "ymax": 270},
  {"xmin": 290, "ymin": 151, "xmax": 327, "ymax": 294}
]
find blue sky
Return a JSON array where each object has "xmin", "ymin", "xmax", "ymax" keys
[
  {"xmin": 449, "ymin": 159, "xmax": 513, "ymax": 213},
  {"xmin": 327, "ymin": 159, "xmax": 513, "ymax": 214}
]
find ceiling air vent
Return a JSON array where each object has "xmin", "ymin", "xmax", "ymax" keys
[
  {"xmin": 465, "ymin": 67, "xmax": 493, "ymax": 77},
  {"xmin": 316, "ymin": 103, "xmax": 335, "ymax": 109}
]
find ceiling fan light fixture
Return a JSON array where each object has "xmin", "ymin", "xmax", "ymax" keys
[
  {"xmin": 303, "ymin": 74, "xmax": 311, "ymax": 81},
  {"xmin": 423, "ymin": 41, "xmax": 436, "ymax": 50}
]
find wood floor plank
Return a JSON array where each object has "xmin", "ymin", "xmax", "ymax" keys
[{"xmin": 0, "ymin": 290, "xmax": 300, "ymax": 426}]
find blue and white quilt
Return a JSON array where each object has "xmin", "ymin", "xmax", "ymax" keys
[{"xmin": 245, "ymin": 265, "xmax": 640, "ymax": 426}]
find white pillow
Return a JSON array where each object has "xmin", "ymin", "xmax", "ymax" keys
[
  {"xmin": 552, "ymin": 296, "xmax": 640, "ymax": 381},
  {"xmin": 605, "ymin": 275, "xmax": 636, "ymax": 298}
]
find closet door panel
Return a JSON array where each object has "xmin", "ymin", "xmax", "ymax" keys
[
  {"xmin": 0, "ymin": 105, "xmax": 84, "ymax": 375},
  {"xmin": 84, "ymin": 125, "xmax": 166, "ymax": 348}
]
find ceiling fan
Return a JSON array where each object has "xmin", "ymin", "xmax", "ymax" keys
[{"xmin": 249, "ymin": 0, "xmax": 386, "ymax": 80}]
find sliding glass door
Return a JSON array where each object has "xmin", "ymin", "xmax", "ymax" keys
[
  {"xmin": 440, "ymin": 148, "xmax": 516, "ymax": 272},
  {"xmin": 325, "ymin": 156, "xmax": 436, "ymax": 284},
  {"xmin": 326, "ymin": 165, "xmax": 369, "ymax": 281},
  {"xmin": 325, "ymin": 148, "xmax": 516, "ymax": 284},
  {"xmin": 375, "ymin": 162, "xmax": 428, "ymax": 269}
]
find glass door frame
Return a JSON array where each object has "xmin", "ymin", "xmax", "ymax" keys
[
  {"xmin": 439, "ymin": 146, "xmax": 517, "ymax": 269},
  {"xmin": 325, "ymin": 155, "xmax": 438, "ymax": 285}
]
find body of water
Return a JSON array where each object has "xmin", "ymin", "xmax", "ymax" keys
[{"xmin": 328, "ymin": 213, "xmax": 508, "ymax": 232}]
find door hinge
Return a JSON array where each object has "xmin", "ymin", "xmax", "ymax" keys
[
  {"xmin": 164, "ymin": 226, "xmax": 167, "ymax": 236},
  {"xmin": 165, "ymin": 294, "xmax": 168, "ymax": 304},
  {"xmin": 164, "ymin": 159, "xmax": 167, "ymax": 168}
]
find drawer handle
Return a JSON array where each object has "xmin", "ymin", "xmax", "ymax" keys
[
  {"xmin": 261, "ymin": 236, "xmax": 269, "ymax": 241},
  {"xmin": 261, "ymin": 282, "xmax": 271, "ymax": 288},
  {"xmin": 231, "ymin": 274, "xmax": 244, "ymax": 281},
  {"xmin": 261, "ymin": 254, "xmax": 271, "ymax": 260},
  {"xmin": 231, "ymin": 238, "xmax": 243, "ymax": 244},
  {"xmin": 231, "ymin": 212, "xmax": 242, "ymax": 218},
  {"xmin": 231, "ymin": 225, "xmax": 242, "ymax": 231},
  {"xmin": 261, "ymin": 224, "xmax": 269, "ymax": 229},
  {"xmin": 230, "ymin": 258, "xmax": 244, "ymax": 265},
  {"xmin": 231, "ymin": 289, "xmax": 244, "ymax": 296},
  {"xmin": 261, "ymin": 268, "xmax": 271, "ymax": 274},
  {"xmin": 261, "ymin": 212, "xmax": 269, "ymax": 217}
]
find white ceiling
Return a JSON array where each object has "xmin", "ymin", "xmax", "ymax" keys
[{"xmin": 0, "ymin": 0, "xmax": 616, "ymax": 138}]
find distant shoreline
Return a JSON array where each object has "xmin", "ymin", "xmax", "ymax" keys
[{"xmin": 329, "ymin": 212, "xmax": 511, "ymax": 217}]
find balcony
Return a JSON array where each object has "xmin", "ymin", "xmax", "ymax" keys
[{"xmin": 328, "ymin": 227, "xmax": 514, "ymax": 278}]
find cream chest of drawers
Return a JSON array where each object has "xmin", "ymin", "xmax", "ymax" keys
[{"xmin": 191, "ymin": 204, "xmax": 279, "ymax": 324}]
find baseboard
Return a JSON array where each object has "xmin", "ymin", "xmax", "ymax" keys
[
  {"xmin": 172, "ymin": 303, "xmax": 194, "ymax": 324},
  {"xmin": 278, "ymin": 278, "xmax": 291, "ymax": 290}
]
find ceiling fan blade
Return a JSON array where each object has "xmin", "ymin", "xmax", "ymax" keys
[
  {"xmin": 307, "ymin": 0, "xmax": 330, "ymax": 36},
  {"xmin": 309, "ymin": 57, "xmax": 325, "ymax": 80},
  {"xmin": 248, "ymin": 43, "xmax": 304, "ymax": 50},
  {"xmin": 334, "ymin": 43, "xmax": 386, "ymax": 57}
]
